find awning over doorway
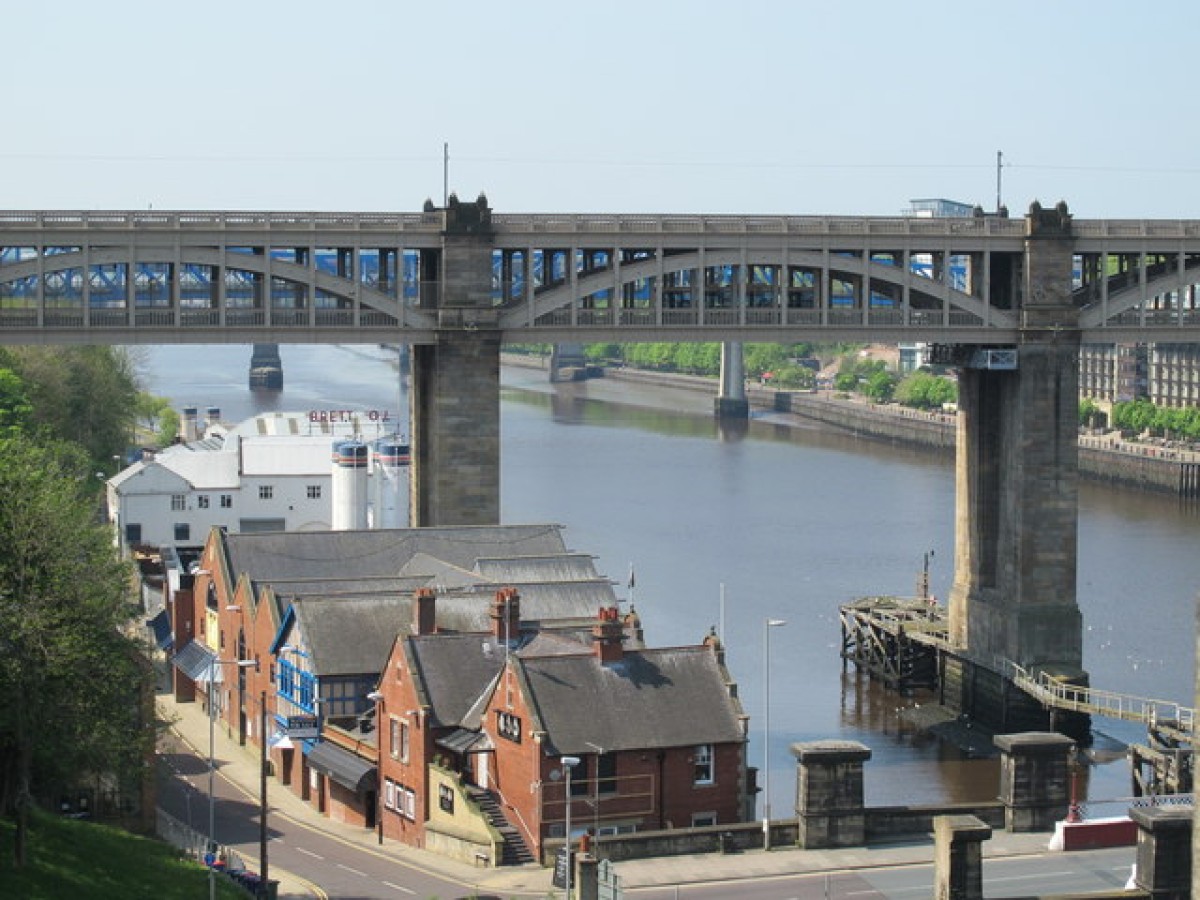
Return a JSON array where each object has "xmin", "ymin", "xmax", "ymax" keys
[
  {"xmin": 305, "ymin": 741, "xmax": 376, "ymax": 794},
  {"xmin": 146, "ymin": 609, "xmax": 173, "ymax": 651},
  {"xmin": 172, "ymin": 640, "xmax": 220, "ymax": 683}
]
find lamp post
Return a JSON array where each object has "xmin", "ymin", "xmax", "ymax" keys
[
  {"xmin": 259, "ymin": 689, "xmax": 269, "ymax": 897},
  {"xmin": 207, "ymin": 655, "xmax": 257, "ymax": 900},
  {"xmin": 561, "ymin": 755, "xmax": 580, "ymax": 899},
  {"xmin": 763, "ymin": 618, "xmax": 786, "ymax": 850},
  {"xmin": 367, "ymin": 690, "xmax": 385, "ymax": 845}
]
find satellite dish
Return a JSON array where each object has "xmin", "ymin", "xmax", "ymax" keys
[{"xmin": 549, "ymin": 768, "xmax": 562, "ymax": 782}]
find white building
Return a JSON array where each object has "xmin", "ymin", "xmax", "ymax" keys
[{"xmin": 107, "ymin": 409, "xmax": 409, "ymax": 550}]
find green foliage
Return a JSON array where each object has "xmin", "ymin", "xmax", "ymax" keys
[
  {"xmin": 0, "ymin": 347, "xmax": 139, "ymax": 471},
  {"xmin": 586, "ymin": 342, "xmax": 823, "ymax": 384},
  {"xmin": 0, "ymin": 369, "xmax": 34, "ymax": 439},
  {"xmin": 1079, "ymin": 398, "xmax": 1101, "ymax": 428},
  {"xmin": 0, "ymin": 435, "xmax": 146, "ymax": 857},
  {"xmin": 862, "ymin": 368, "xmax": 897, "ymax": 403},
  {"xmin": 895, "ymin": 371, "xmax": 958, "ymax": 410},
  {"xmin": 1112, "ymin": 398, "xmax": 1200, "ymax": 439},
  {"xmin": 0, "ymin": 809, "xmax": 245, "ymax": 899},
  {"xmin": 135, "ymin": 393, "xmax": 179, "ymax": 449}
]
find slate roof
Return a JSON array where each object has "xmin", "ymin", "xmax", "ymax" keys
[
  {"xmin": 474, "ymin": 554, "xmax": 601, "ymax": 583},
  {"xmin": 221, "ymin": 524, "xmax": 568, "ymax": 583},
  {"xmin": 514, "ymin": 647, "xmax": 745, "ymax": 754},
  {"xmin": 291, "ymin": 596, "xmax": 415, "ymax": 677},
  {"xmin": 407, "ymin": 633, "xmax": 509, "ymax": 728}
]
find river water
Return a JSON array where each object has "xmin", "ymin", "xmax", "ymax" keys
[{"xmin": 134, "ymin": 343, "xmax": 1200, "ymax": 815}]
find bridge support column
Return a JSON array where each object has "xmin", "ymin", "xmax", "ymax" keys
[
  {"xmin": 715, "ymin": 341, "xmax": 749, "ymax": 419},
  {"xmin": 409, "ymin": 195, "xmax": 501, "ymax": 527},
  {"xmin": 947, "ymin": 203, "xmax": 1088, "ymax": 736}
]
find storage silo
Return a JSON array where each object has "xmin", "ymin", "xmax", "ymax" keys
[
  {"xmin": 371, "ymin": 437, "xmax": 411, "ymax": 529},
  {"xmin": 331, "ymin": 439, "xmax": 369, "ymax": 531}
]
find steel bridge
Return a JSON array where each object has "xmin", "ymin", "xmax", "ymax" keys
[{"xmin": 3, "ymin": 206, "xmax": 1200, "ymax": 346}]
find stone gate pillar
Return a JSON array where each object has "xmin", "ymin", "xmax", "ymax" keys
[
  {"xmin": 410, "ymin": 194, "xmax": 501, "ymax": 526},
  {"xmin": 948, "ymin": 203, "xmax": 1087, "ymax": 720}
]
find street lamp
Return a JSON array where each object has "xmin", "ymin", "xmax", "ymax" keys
[
  {"xmin": 561, "ymin": 755, "xmax": 580, "ymax": 899},
  {"xmin": 258, "ymin": 689, "xmax": 269, "ymax": 898},
  {"xmin": 206, "ymin": 655, "xmax": 257, "ymax": 900},
  {"xmin": 367, "ymin": 690, "xmax": 385, "ymax": 845},
  {"xmin": 763, "ymin": 618, "xmax": 786, "ymax": 850}
]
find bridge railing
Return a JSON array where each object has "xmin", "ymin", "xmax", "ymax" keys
[{"xmin": 996, "ymin": 658, "xmax": 1195, "ymax": 734}]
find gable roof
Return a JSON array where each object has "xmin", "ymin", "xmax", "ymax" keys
[
  {"xmin": 514, "ymin": 647, "xmax": 746, "ymax": 754},
  {"xmin": 474, "ymin": 554, "xmax": 601, "ymax": 583},
  {"xmin": 407, "ymin": 633, "xmax": 509, "ymax": 728},
  {"xmin": 291, "ymin": 595, "xmax": 414, "ymax": 677},
  {"xmin": 220, "ymin": 524, "xmax": 568, "ymax": 583}
]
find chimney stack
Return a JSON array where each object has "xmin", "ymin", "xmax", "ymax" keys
[
  {"xmin": 592, "ymin": 606, "xmax": 625, "ymax": 663},
  {"xmin": 413, "ymin": 587, "xmax": 436, "ymax": 636},
  {"xmin": 490, "ymin": 587, "xmax": 521, "ymax": 643}
]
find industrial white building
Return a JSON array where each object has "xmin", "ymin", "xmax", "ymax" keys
[{"xmin": 107, "ymin": 407, "xmax": 409, "ymax": 550}]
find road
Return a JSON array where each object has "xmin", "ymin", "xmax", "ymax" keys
[{"xmin": 157, "ymin": 724, "xmax": 1138, "ymax": 899}]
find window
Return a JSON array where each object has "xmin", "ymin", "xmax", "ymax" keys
[
  {"xmin": 597, "ymin": 753, "xmax": 617, "ymax": 795},
  {"xmin": 400, "ymin": 721, "xmax": 410, "ymax": 763},
  {"xmin": 438, "ymin": 784, "xmax": 454, "ymax": 814},
  {"xmin": 125, "ymin": 523, "xmax": 142, "ymax": 544},
  {"xmin": 691, "ymin": 812, "xmax": 717, "ymax": 828},
  {"xmin": 389, "ymin": 719, "xmax": 400, "ymax": 760},
  {"xmin": 258, "ymin": 485, "xmax": 274, "ymax": 500},
  {"xmin": 220, "ymin": 494, "xmax": 233, "ymax": 508},
  {"xmin": 174, "ymin": 523, "xmax": 190, "ymax": 541},
  {"xmin": 570, "ymin": 757, "xmax": 589, "ymax": 797},
  {"xmin": 384, "ymin": 778, "xmax": 396, "ymax": 811},
  {"xmin": 401, "ymin": 787, "xmax": 416, "ymax": 820},
  {"xmin": 171, "ymin": 494, "xmax": 186, "ymax": 511},
  {"xmin": 693, "ymin": 744, "xmax": 714, "ymax": 785},
  {"xmin": 306, "ymin": 485, "xmax": 321, "ymax": 500},
  {"xmin": 197, "ymin": 495, "xmax": 210, "ymax": 509}
]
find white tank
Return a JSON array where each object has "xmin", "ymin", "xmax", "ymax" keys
[
  {"xmin": 371, "ymin": 437, "xmax": 411, "ymax": 529},
  {"xmin": 331, "ymin": 439, "xmax": 369, "ymax": 531}
]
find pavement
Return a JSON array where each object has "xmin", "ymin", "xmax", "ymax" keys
[{"xmin": 157, "ymin": 688, "xmax": 1074, "ymax": 899}]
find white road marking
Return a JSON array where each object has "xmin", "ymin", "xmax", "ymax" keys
[
  {"xmin": 383, "ymin": 882, "xmax": 416, "ymax": 895},
  {"xmin": 295, "ymin": 847, "xmax": 324, "ymax": 859},
  {"xmin": 338, "ymin": 863, "xmax": 367, "ymax": 876}
]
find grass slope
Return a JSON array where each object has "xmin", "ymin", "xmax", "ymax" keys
[{"xmin": 0, "ymin": 810, "xmax": 243, "ymax": 900}]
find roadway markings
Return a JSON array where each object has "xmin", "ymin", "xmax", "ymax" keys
[
  {"xmin": 383, "ymin": 881, "xmax": 416, "ymax": 895},
  {"xmin": 295, "ymin": 847, "xmax": 325, "ymax": 859},
  {"xmin": 337, "ymin": 863, "xmax": 367, "ymax": 877}
]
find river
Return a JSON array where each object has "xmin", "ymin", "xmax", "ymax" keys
[{"xmin": 134, "ymin": 343, "xmax": 1200, "ymax": 815}]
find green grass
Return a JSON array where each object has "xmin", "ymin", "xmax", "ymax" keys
[{"xmin": 0, "ymin": 810, "xmax": 244, "ymax": 900}]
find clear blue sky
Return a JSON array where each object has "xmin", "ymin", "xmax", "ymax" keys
[{"xmin": 5, "ymin": 0, "xmax": 1198, "ymax": 218}]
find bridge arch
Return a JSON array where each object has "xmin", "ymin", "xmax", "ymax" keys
[
  {"xmin": 503, "ymin": 248, "xmax": 1016, "ymax": 332},
  {"xmin": 0, "ymin": 248, "xmax": 406, "ymax": 321}
]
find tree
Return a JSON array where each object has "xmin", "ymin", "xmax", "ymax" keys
[
  {"xmin": 0, "ymin": 436, "xmax": 145, "ymax": 867},
  {"xmin": 0, "ymin": 347, "xmax": 139, "ymax": 471},
  {"xmin": 0, "ymin": 369, "xmax": 34, "ymax": 439}
]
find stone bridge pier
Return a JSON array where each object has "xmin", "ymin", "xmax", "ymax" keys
[
  {"xmin": 947, "ymin": 203, "xmax": 1088, "ymax": 736},
  {"xmin": 409, "ymin": 194, "xmax": 502, "ymax": 527}
]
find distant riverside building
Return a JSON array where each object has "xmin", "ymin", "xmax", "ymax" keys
[{"xmin": 107, "ymin": 408, "xmax": 409, "ymax": 550}]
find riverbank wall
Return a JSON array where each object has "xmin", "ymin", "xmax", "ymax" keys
[{"xmin": 503, "ymin": 354, "xmax": 1200, "ymax": 498}]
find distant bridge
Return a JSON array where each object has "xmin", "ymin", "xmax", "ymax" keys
[{"xmin": 2, "ymin": 207, "xmax": 1200, "ymax": 345}]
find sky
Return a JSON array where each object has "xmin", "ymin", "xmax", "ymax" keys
[{"xmin": 5, "ymin": 1, "xmax": 1200, "ymax": 219}]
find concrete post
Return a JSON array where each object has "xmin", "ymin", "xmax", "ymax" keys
[
  {"xmin": 933, "ymin": 814, "xmax": 992, "ymax": 900},
  {"xmin": 574, "ymin": 851, "xmax": 598, "ymax": 900},
  {"xmin": 994, "ymin": 731, "xmax": 1074, "ymax": 831},
  {"xmin": 409, "ymin": 195, "xmax": 501, "ymax": 527},
  {"xmin": 1131, "ymin": 806, "xmax": 1191, "ymax": 899},
  {"xmin": 791, "ymin": 740, "xmax": 871, "ymax": 849}
]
